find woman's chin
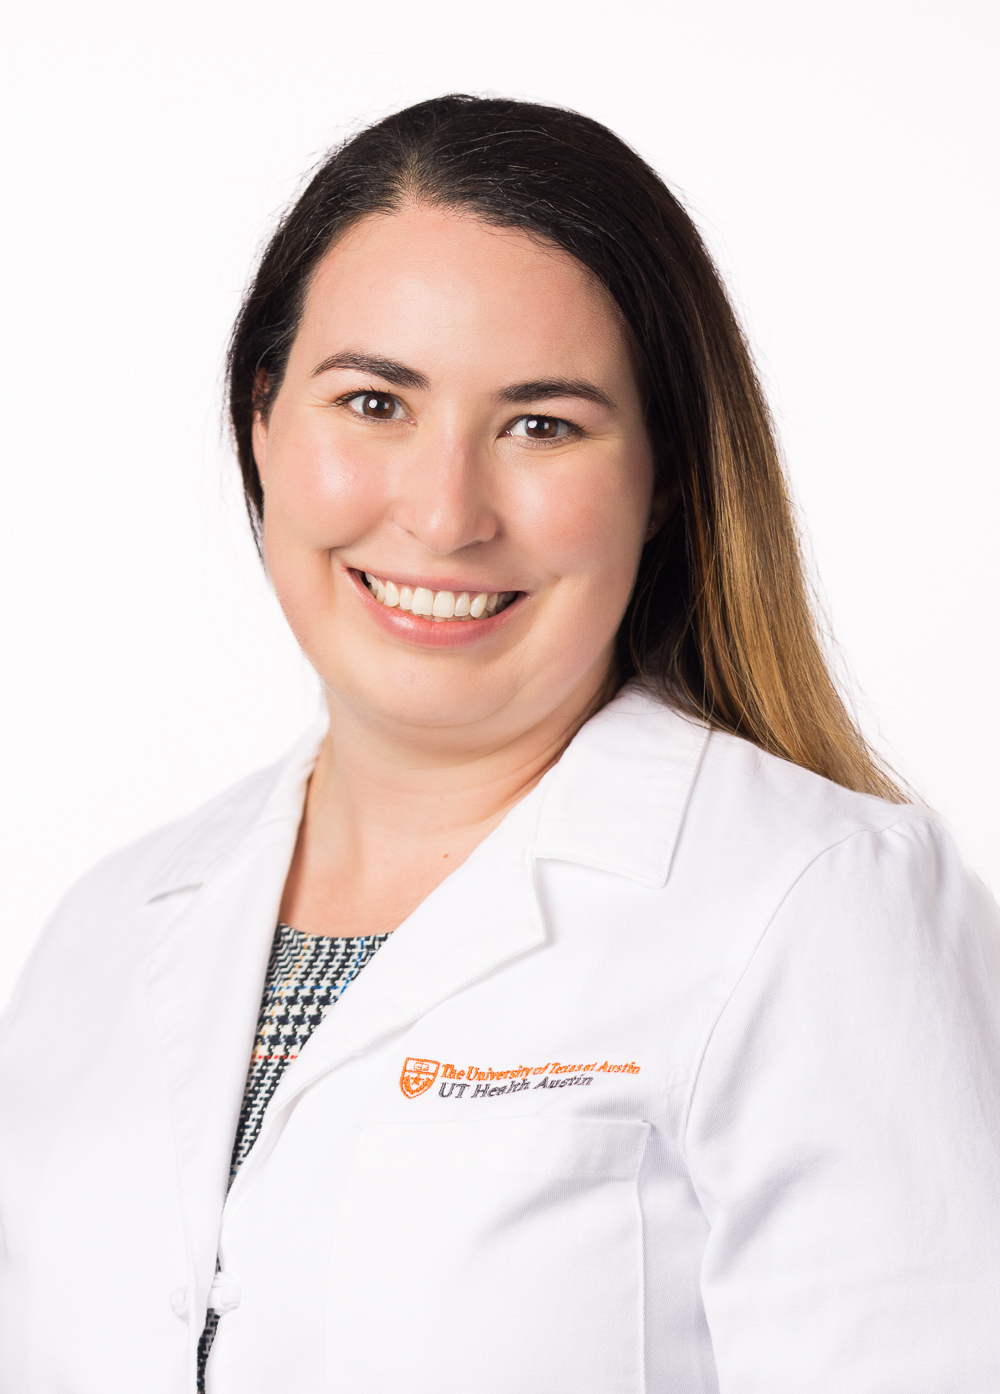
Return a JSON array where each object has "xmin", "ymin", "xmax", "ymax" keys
[{"xmin": 318, "ymin": 665, "xmax": 518, "ymax": 738}]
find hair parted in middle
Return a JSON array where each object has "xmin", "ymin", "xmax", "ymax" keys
[{"xmin": 227, "ymin": 93, "xmax": 903, "ymax": 801}]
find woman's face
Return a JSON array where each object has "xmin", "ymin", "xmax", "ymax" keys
[{"xmin": 254, "ymin": 204, "xmax": 657, "ymax": 745}]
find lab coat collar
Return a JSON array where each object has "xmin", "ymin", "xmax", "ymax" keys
[
  {"xmin": 142, "ymin": 710, "xmax": 330, "ymax": 904},
  {"xmin": 535, "ymin": 684, "xmax": 710, "ymax": 889},
  {"xmin": 143, "ymin": 684, "xmax": 708, "ymax": 907}
]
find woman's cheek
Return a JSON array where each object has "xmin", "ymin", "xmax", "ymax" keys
[
  {"xmin": 262, "ymin": 531, "xmax": 335, "ymax": 665},
  {"xmin": 518, "ymin": 458, "xmax": 648, "ymax": 587},
  {"xmin": 261, "ymin": 443, "xmax": 376, "ymax": 654},
  {"xmin": 269, "ymin": 431, "xmax": 386, "ymax": 553}
]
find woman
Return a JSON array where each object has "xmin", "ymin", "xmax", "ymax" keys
[{"xmin": 1, "ymin": 94, "xmax": 998, "ymax": 1394}]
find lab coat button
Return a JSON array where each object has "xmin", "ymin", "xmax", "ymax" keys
[
  {"xmin": 169, "ymin": 1287, "xmax": 188, "ymax": 1318},
  {"xmin": 208, "ymin": 1273, "xmax": 242, "ymax": 1313}
]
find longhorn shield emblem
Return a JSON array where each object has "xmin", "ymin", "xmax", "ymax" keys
[{"xmin": 399, "ymin": 1057, "xmax": 440, "ymax": 1099}]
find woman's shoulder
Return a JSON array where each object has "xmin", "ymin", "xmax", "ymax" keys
[
  {"xmin": 58, "ymin": 713, "xmax": 326, "ymax": 917},
  {"xmin": 65, "ymin": 757, "xmax": 287, "ymax": 914},
  {"xmin": 681, "ymin": 719, "xmax": 961, "ymax": 915},
  {"xmin": 685, "ymin": 721, "xmax": 1000, "ymax": 1000},
  {"xmin": 698, "ymin": 722, "xmax": 930, "ymax": 849},
  {"xmin": 2, "ymin": 722, "xmax": 325, "ymax": 1029},
  {"xmin": 571, "ymin": 685, "xmax": 935, "ymax": 878},
  {"xmin": 541, "ymin": 690, "xmax": 969, "ymax": 970},
  {"xmin": 593, "ymin": 688, "xmax": 991, "ymax": 948}
]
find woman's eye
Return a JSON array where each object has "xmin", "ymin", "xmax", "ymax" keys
[
  {"xmin": 507, "ymin": 415, "xmax": 575, "ymax": 441},
  {"xmin": 345, "ymin": 392, "xmax": 405, "ymax": 420}
]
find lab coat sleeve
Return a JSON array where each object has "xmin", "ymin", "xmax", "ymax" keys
[{"xmin": 682, "ymin": 816, "xmax": 1000, "ymax": 1393}]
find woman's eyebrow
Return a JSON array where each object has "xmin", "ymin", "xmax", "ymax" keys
[
  {"xmin": 495, "ymin": 378, "xmax": 615, "ymax": 410},
  {"xmin": 311, "ymin": 352, "xmax": 429, "ymax": 390}
]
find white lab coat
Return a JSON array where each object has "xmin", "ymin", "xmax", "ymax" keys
[{"xmin": 1, "ymin": 685, "xmax": 999, "ymax": 1393}]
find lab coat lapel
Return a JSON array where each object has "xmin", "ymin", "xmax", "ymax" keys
[
  {"xmin": 229, "ymin": 782, "xmax": 548, "ymax": 1193},
  {"xmin": 141, "ymin": 727, "xmax": 321, "ymax": 1286},
  {"xmin": 535, "ymin": 684, "xmax": 710, "ymax": 888}
]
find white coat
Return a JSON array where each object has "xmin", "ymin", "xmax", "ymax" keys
[{"xmin": 2, "ymin": 686, "xmax": 1000, "ymax": 1393}]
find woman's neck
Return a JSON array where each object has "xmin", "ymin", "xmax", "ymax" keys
[{"xmin": 278, "ymin": 666, "xmax": 613, "ymax": 937}]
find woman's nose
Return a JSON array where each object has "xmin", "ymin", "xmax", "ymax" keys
[{"xmin": 393, "ymin": 429, "xmax": 499, "ymax": 555}]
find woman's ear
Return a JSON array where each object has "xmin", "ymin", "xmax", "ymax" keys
[
  {"xmin": 645, "ymin": 474, "xmax": 679, "ymax": 541},
  {"xmin": 251, "ymin": 369, "xmax": 269, "ymax": 486}
]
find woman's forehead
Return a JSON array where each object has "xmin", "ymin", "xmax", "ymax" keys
[{"xmin": 291, "ymin": 205, "xmax": 634, "ymax": 392}]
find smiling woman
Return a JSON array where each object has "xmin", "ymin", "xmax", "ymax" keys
[{"xmin": 1, "ymin": 95, "xmax": 999, "ymax": 1394}]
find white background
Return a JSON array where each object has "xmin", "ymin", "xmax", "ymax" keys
[{"xmin": 2, "ymin": 0, "xmax": 997, "ymax": 1008}]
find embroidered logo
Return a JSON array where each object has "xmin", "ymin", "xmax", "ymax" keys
[
  {"xmin": 399, "ymin": 1056, "xmax": 642, "ymax": 1100},
  {"xmin": 399, "ymin": 1057, "xmax": 441, "ymax": 1098}
]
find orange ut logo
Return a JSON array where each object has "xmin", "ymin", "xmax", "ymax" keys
[{"xmin": 400, "ymin": 1057, "xmax": 440, "ymax": 1098}]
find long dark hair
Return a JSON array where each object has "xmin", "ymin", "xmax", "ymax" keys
[{"xmin": 228, "ymin": 94, "xmax": 902, "ymax": 800}]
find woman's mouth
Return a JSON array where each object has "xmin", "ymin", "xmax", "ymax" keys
[{"xmin": 361, "ymin": 572, "xmax": 519, "ymax": 622}]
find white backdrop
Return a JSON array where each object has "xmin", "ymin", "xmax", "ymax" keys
[{"xmin": 2, "ymin": 0, "xmax": 997, "ymax": 1008}]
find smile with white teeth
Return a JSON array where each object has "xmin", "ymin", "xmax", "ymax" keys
[{"xmin": 362, "ymin": 573, "xmax": 517, "ymax": 621}]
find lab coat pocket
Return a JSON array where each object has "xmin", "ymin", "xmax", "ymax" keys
[{"xmin": 325, "ymin": 1115, "xmax": 650, "ymax": 1394}]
